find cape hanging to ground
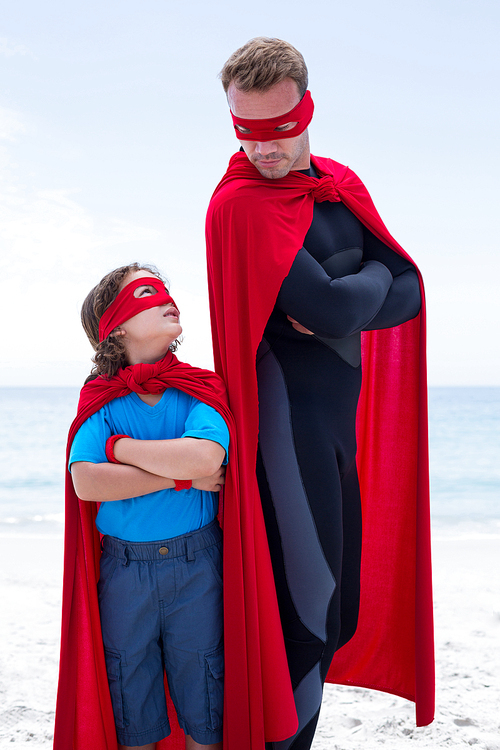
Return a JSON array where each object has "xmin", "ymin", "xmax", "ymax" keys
[
  {"xmin": 53, "ymin": 350, "xmax": 297, "ymax": 750},
  {"xmin": 206, "ymin": 152, "xmax": 435, "ymax": 732}
]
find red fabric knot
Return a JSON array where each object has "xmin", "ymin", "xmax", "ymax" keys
[
  {"xmin": 121, "ymin": 362, "xmax": 165, "ymax": 395},
  {"xmin": 123, "ymin": 370, "xmax": 149, "ymax": 394},
  {"xmin": 312, "ymin": 175, "xmax": 340, "ymax": 203}
]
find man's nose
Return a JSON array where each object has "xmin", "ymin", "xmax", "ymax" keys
[{"xmin": 255, "ymin": 140, "xmax": 278, "ymax": 155}]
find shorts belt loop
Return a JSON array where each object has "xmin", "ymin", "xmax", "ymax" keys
[
  {"xmin": 186, "ymin": 537, "xmax": 195, "ymax": 562},
  {"xmin": 123, "ymin": 546, "xmax": 130, "ymax": 567}
]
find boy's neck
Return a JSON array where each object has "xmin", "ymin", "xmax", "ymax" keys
[
  {"xmin": 137, "ymin": 392, "xmax": 163, "ymax": 406},
  {"xmin": 125, "ymin": 345, "xmax": 171, "ymax": 367}
]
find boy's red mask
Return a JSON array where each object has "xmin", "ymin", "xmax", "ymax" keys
[
  {"xmin": 230, "ymin": 90, "xmax": 314, "ymax": 142},
  {"xmin": 98, "ymin": 276, "xmax": 177, "ymax": 342}
]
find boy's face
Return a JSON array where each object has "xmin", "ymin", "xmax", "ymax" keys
[{"xmin": 116, "ymin": 270, "xmax": 182, "ymax": 364}]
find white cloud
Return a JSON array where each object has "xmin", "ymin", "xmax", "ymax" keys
[
  {"xmin": 0, "ymin": 36, "xmax": 32, "ymax": 59},
  {"xmin": 0, "ymin": 142, "xmax": 169, "ymax": 386},
  {"xmin": 0, "ymin": 184, "xmax": 162, "ymax": 276},
  {"xmin": 0, "ymin": 107, "xmax": 27, "ymax": 141}
]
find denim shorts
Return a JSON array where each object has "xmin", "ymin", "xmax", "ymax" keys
[{"xmin": 98, "ymin": 519, "xmax": 223, "ymax": 747}]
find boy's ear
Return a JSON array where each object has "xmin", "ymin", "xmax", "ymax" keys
[{"xmin": 113, "ymin": 327, "xmax": 126, "ymax": 337}]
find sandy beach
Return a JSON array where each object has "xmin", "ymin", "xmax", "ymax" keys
[{"xmin": 0, "ymin": 531, "xmax": 499, "ymax": 749}]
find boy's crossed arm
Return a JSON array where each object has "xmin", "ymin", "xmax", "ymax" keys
[
  {"xmin": 72, "ymin": 436, "xmax": 225, "ymax": 503},
  {"xmin": 114, "ymin": 435, "xmax": 225, "ymax": 480}
]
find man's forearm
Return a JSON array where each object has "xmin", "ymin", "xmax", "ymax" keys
[
  {"xmin": 277, "ymin": 248, "xmax": 393, "ymax": 338},
  {"xmin": 113, "ymin": 436, "xmax": 225, "ymax": 480}
]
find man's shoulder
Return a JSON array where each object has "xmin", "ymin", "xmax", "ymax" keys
[
  {"xmin": 207, "ymin": 172, "xmax": 269, "ymax": 223},
  {"xmin": 311, "ymin": 154, "xmax": 357, "ymax": 180}
]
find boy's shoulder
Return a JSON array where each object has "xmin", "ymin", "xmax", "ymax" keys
[{"xmin": 83, "ymin": 387, "xmax": 211, "ymax": 425}]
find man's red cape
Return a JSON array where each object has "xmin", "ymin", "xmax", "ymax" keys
[
  {"xmin": 55, "ymin": 352, "xmax": 283, "ymax": 750},
  {"xmin": 205, "ymin": 152, "xmax": 435, "ymax": 736}
]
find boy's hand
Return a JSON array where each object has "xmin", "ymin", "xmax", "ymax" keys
[{"xmin": 192, "ymin": 466, "xmax": 226, "ymax": 492}]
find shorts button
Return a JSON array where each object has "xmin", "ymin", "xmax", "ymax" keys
[{"xmin": 159, "ymin": 546, "xmax": 169, "ymax": 555}]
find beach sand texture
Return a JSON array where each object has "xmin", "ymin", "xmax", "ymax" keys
[{"xmin": 0, "ymin": 533, "xmax": 498, "ymax": 749}]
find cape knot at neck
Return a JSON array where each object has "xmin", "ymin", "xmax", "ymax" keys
[
  {"xmin": 123, "ymin": 369, "xmax": 149, "ymax": 394},
  {"xmin": 312, "ymin": 175, "xmax": 340, "ymax": 203}
]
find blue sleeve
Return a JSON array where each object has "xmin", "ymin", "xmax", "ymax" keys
[
  {"xmin": 68, "ymin": 408, "xmax": 112, "ymax": 470},
  {"xmin": 181, "ymin": 400, "xmax": 230, "ymax": 465}
]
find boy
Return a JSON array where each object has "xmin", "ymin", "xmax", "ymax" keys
[{"xmin": 55, "ymin": 263, "xmax": 232, "ymax": 750}]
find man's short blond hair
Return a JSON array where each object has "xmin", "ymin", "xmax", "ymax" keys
[{"xmin": 220, "ymin": 37, "xmax": 308, "ymax": 97}]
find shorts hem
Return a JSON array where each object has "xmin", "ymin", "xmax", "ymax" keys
[
  {"xmin": 178, "ymin": 717, "xmax": 222, "ymax": 745},
  {"xmin": 116, "ymin": 719, "xmax": 171, "ymax": 747}
]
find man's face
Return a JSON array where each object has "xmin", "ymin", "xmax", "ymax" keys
[{"xmin": 227, "ymin": 78, "xmax": 310, "ymax": 180}]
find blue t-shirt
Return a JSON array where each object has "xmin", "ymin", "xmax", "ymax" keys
[{"xmin": 69, "ymin": 388, "xmax": 229, "ymax": 542}]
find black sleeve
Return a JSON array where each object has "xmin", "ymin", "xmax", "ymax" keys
[
  {"xmin": 275, "ymin": 247, "xmax": 393, "ymax": 339},
  {"xmin": 361, "ymin": 227, "xmax": 421, "ymax": 330}
]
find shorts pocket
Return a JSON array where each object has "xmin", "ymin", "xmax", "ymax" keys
[
  {"xmin": 201, "ymin": 542, "xmax": 223, "ymax": 588},
  {"xmin": 204, "ymin": 644, "xmax": 224, "ymax": 730},
  {"xmin": 98, "ymin": 552, "xmax": 119, "ymax": 601},
  {"xmin": 104, "ymin": 648, "xmax": 128, "ymax": 729}
]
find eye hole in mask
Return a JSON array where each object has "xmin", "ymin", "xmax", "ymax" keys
[
  {"xmin": 99, "ymin": 276, "xmax": 178, "ymax": 342},
  {"xmin": 230, "ymin": 91, "xmax": 314, "ymax": 142}
]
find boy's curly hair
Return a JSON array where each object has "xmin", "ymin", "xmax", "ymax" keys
[{"xmin": 81, "ymin": 263, "xmax": 179, "ymax": 383}]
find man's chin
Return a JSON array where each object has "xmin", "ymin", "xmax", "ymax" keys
[{"xmin": 253, "ymin": 160, "xmax": 291, "ymax": 180}]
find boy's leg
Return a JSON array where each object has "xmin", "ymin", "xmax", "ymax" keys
[
  {"xmin": 117, "ymin": 739, "xmax": 222, "ymax": 749},
  {"xmin": 161, "ymin": 523, "xmax": 223, "ymax": 747},
  {"xmin": 99, "ymin": 538, "xmax": 172, "ymax": 747},
  {"xmin": 185, "ymin": 737, "xmax": 222, "ymax": 750}
]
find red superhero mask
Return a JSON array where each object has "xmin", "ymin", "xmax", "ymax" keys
[
  {"xmin": 98, "ymin": 276, "xmax": 177, "ymax": 342},
  {"xmin": 230, "ymin": 90, "xmax": 314, "ymax": 141}
]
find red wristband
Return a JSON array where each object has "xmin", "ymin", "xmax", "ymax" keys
[
  {"xmin": 174, "ymin": 479, "xmax": 192, "ymax": 491},
  {"xmin": 105, "ymin": 434, "xmax": 131, "ymax": 464}
]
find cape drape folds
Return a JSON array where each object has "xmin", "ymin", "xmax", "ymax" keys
[
  {"xmin": 206, "ymin": 152, "xmax": 435, "ymax": 742},
  {"xmin": 53, "ymin": 352, "xmax": 238, "ymax": 750}
]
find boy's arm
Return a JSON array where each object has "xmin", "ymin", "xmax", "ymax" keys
[
  {"xmin": 112, "ymin": 436, "xmax": 225, "ymax": 480},
  {"xmin": 72, "ymin": 460, "xmax": 225, "ymax": 502}
]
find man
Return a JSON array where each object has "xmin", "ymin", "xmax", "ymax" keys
[{"xmin": 206, "ymin": 38, "xmax": 434, "ymax": 750}]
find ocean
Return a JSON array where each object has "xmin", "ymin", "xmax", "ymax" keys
[{"xmin": 0, "ymin": 386, "xmax": 498, "ymax": 540}]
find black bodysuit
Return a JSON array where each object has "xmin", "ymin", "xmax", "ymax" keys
[{"xmin": 256, "ymin": 183, "xmax": 421, "ymax": 750}]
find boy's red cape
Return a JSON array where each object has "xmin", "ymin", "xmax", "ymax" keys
[
  {"xmin": 55, "ymin": 352, "xmax": 297, "ymax": 749},
  {"xmin": 205, "ymin": 152, "xmax": 435, "ymax": 736}
]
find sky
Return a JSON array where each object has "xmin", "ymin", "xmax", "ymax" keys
[{"xmin": 1, "ymin": 0, "xmax": 499, "ymax": 386}]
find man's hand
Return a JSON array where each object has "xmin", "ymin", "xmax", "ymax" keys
[
  {"xmin": 192, "ymin": 466, "xmax": 226, "ymax": 492},
  {"xmin": 287, "ymin": 315, "xmax": 314, "ymax": 335}
]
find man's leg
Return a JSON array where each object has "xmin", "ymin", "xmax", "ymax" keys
[
  {"xmin": 256, "ymin": 340, "xmax": 363, "ymax": 750},
  {"xmin": 258, "ymin": 444, "xmax": 342, "ymax": 750}
]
